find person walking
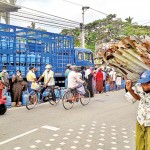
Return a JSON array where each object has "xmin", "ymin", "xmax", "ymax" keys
[
  {"xmin": 109, "ymin": 68, "xmax": 116, "ymax": 91},
  {"xmin": 126, "ymin": 70, "xmax": 150, "ymax": 150},
  {"xmin": 96, "ymin": 68, "xmax": 103, "ymax": 93},
  {"xmin": 85, "ymin": 68, "xmax": 94, "ymax": 97}
]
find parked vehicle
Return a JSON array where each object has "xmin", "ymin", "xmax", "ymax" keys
[{"xmin": 0, "ymin": 23, "xmax": 94, "ymax": 86}]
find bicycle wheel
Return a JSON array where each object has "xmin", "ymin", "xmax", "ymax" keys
[
  {"xmin": 62, "ymin": 90, "xmax": 74, "ymax": 110},
  {"xmin": 26, "ymin": 91, "xmax": 38, "ymax": 110},
  {"xmin": 48, "ymin": 88, "xmax": 61, "ymax": 105},
  {"xmin": 80, "ymin": 89, "xmax": 90, "ymax": 105}
]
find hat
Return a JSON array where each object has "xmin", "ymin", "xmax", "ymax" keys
[
  {"xmin": 29, "ymin": 67, "xmax": 34, "ymax": 70},
  {"xmin": 137, "ymin": 70, "xmax": 150, "ymax": 83},
  {"xmin": 45, "ymin": 64, "xmax": 52, "ymax": 69},
  {"xmin": 71, "ymin": 65, "xmax": 77, "ymax": 69},
  {"xmin": 66, "ymin": 64, "xmax": 72, "ymax": 67}
]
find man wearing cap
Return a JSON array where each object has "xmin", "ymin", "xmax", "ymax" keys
[
  {"xmin": 37, "ymin": 64, "xmax": 56, "ymax": 102},
  {"xmin": 126, "ymin": 70, "xmax": 150, "ymax": 150},
  {"xmin": 26, "ymin": 67, "xmax": 37, "ymax": 92}
]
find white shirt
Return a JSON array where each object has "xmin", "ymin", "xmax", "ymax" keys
[
  {"xmin": 109, "ymin": 71, "xmax": 116, "ymax": 81},
  {"xmin": 42, "ymin": 70, "xmax": 55, "ymax": 86},
  {"xmin": 134, "ymin": 84, "xmax": 150, "ymax": 126},
  {"xmin": 68, "ymin": 71, "xmax": 84, "ymax": 88}
]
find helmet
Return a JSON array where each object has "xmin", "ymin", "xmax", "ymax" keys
[
  {"xmin": 45, "ymin": 64, "xmax": 52, "ymax": 69},
  {"xmin": 137, "ymin": 70, "xmax": 150, "ymax": 84}
]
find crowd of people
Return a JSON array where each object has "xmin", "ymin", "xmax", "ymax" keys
[
  {"xmin": 65, "ymin": 64, "xmax": 123, "ymax": 98},
  {"xmin": 0, "ymin": 64, "xmax": 123, "ymax": 107}
]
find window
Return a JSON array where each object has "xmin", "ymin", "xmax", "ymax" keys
[
  {"xmin": 78, "ymin": 52, "xmax": 83, "ymax": 60},
  {"xmin": 84, "ymin": 53, "xmax": 91, "ymax": 61}
]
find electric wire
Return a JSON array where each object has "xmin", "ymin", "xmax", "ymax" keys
[
  {"xmin": 12, "ymin": 10, "xmax": 79, "ymax": 26},
  {"xmin": 10, "ymin": 13, "xmax": 78, "ymax": 28}
]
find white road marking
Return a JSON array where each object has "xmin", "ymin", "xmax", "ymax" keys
[
  {"xmin": 14, "ymin": 147, "xmax": 21, "ymax": 150},
  {"xmin": 68, "ymin": 129, "xmax": 74, "ymax": 132},
  {"xmin": 66, "ymin": 133, "xmax": 71, "ymax": 135},
  {"xmin": 124, "ymin": 145, "xmax": 130, "ymax": 148},
  {"xmin": 41, "ymin": 125, "xmax": 60, "ymax": 131},
  {"xmin": 63, "ymin": 137, "xmax": 68, "ymax": 140},
  {"xmin": 35, "ymin": 140, "xmax": 42, "ymax": 143},
  {"xmin": 111, "ymin": 147, "xmax": 117, "ymax": 150},
  {"xmin": 59, "ymin": 142, "xmax": 66, "ymax": 145},
  {"xmin": 73, "ymin": 141, "xmax": 79, "ymax": 144},
  {"xmin": 123, "ymin": 136, "xmax": 128, "ymax": 138},
  {"xmin": 111, "ymin": 142, "xmax": 117, "ymax": 144},
  {"xmin": 45, "ymin": 144, "xmax": 51, "ymax": 147},
  {"xmin": 111, "ymin": 137, "xmax": 117, "ymax": 140},
  {"xmin": 49, "ymin": 138, "xmax": 55, "ymax": 141},
  {"xmin": 93, "ymin": 121, "xmax": 97, "ymax": 123},
  {"xmin": 30, "ymin": 145, "xmax": 37, "ymax": 148},
  {"xmin": 78, "ymin": 132, "xmax": 83, "ymax": 134},
  {"xmin": 0, "ymin": 129, "xmax": 38, "ymax": 146},
  {"xmin": 99, "ymin": 138, "xmax": 105, "ymax": 141},
  {"xmin": 123, "ymin": 140, "xmax": 129, "ymax": 143},
  {"xmin": 70, "ymin": 146, "xmax": 77, "ymax": 149},
  {"xmin": 56, "ymin": 148, "xmax": 62, "ymax": 150},
  {"xmin": 76, "ymin": 136, "xmax": 81, "ymax": 139},
  {"xmin": 86, "ymin": 139, "xmax": 92, "ymax": 142},
  {"xmin": 84, "ymin": 144, "xmax": 91, "ymax": 147},
  {"xmin": 81, "ymin": 125, "xmax": 86, "ymax": 127},
  {"xmin": 98, "ymin": 143, "xmax": 104, "ymax": 146},
  {"xmin": 53, "ymin": 134, "xmax": 59, "ymax": 137}
]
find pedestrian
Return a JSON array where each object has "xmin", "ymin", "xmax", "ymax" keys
[
  {"xmin": 126, "ymin": 70, "xmax": 150, "ymax": 150},
  {"xmin": 12, "ymin": 70, "xmax": 27, "ymax": 107},
  {"xmin": 65, "ymin": 64, "xmax": 72, "ymax": 88},
  {"xmin": 116, "ymin": 72, "xmax": 122, "ymax": 90},
  {"xmin": 85, "ymin": 68, "xmax": 94, "ymax": 97},
  {"xmin": 109, "ymin": 68, "xmax": 116, "ymax": 91},
  {"xmin": 102, "ymin": 68, "xmax": 107, "ymax": 92},
  {"xmin": 81, "ymin": 66, "xmax": 86, "ymax": 80},
  {"xmin": 1, "ymin": 66, "xmax": 10, "ymax": 93},
  {"xmin": 96, "ymin": 68, "xmax": 103, "ymax": 93}
]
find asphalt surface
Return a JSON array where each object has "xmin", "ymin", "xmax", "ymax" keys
[{"xmin": 0, "ymin": 89, "xmax": 138, "ymax": 150}]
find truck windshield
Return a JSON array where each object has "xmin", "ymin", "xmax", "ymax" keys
[
  {"xmin": 78, "ymin": 52, "xmax": 83, "ymax": 60},
  {"xmin": 84, "ymin": 53, "xmax": 92, "ymax": 62}
]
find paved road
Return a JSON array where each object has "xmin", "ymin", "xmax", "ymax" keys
[{"xmin": 0, "ymin": 90, "xmax": 138, "ymax": 150}]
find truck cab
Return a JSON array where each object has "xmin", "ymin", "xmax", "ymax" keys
[{"xmin": 75, "ymin": 47, "xmax": 94, "ymax": 68}]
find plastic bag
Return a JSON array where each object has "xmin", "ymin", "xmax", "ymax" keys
[
  {"xmin": 31, "ymin": 82, "xmax": 40, "ymax": 90},
  {"xmin": 77, "ymin": 84, "xmax": 86, "ymax": 95}
]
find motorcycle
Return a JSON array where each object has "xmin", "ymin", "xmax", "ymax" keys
[
  {"xmin": 0, "ymin": 96, "xmax": 7, "ymax": 115},
  {"xmin": 0, "ymin": 80, "xmax": 7, "ymax": 115}
]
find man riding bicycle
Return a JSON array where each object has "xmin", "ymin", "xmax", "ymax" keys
[
  {"xmin": 68, "ymin": 65, "xmax": 85, "ymax": 99},
  {"xmin": 37, "ymin": 64, "xmax": 56, "ymax": 103}
]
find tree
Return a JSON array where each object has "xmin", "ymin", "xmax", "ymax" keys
[{"xmin": 125, "ymin": 16, "xmax": 133, "ymax": 24}]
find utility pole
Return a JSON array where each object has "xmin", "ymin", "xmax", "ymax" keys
[{"xmin": 81, "ymin": 6, "xmax": 89, "ymax": 48}]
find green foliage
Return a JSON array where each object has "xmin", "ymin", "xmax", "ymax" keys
[{"xmin": 61, "ymin": 14, "xmax": 150, "ymax": 52}]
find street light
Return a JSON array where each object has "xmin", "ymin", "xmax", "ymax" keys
[{"xmin": 81, "ymin": 6, "xmax": 90, "ymax": 48}]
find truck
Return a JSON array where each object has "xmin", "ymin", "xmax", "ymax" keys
[{"xmin": 0, "ymin": 23, "xmax": 94, "ymax": 86}]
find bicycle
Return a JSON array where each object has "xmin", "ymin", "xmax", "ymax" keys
[
  {"xmin": 26, "ymin": 84, "xmax": 61, "ymax": 110},
  {"xmin": 62, "ymin": 85, "xmax": 90, "ymax": 110}
]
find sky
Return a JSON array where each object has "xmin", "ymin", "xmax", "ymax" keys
[{"xmin": 2, "ymin": 0, "xmax": 150, "ymax": 33}]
